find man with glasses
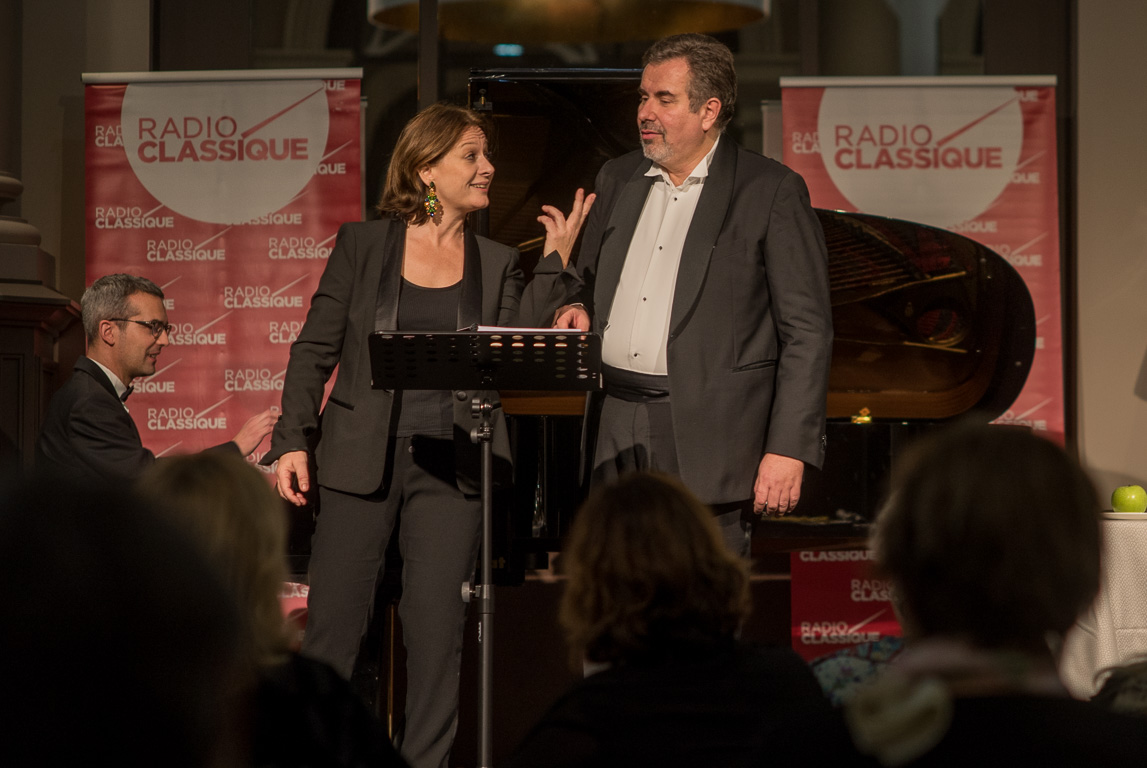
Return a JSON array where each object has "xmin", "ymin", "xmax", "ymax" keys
[{"xmin": 36, "ymin": 274, "xmax": 275, "ymax": 484}]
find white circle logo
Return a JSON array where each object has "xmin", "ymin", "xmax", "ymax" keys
[
  {"xmin": 122, "ymin": 80, "xmax": 329, "ymax": 224},
  {"xmin": 817, "ymin": 87, "xmax": 1023, "ymax": 228}
]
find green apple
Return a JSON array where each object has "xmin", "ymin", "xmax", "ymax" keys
[{"xmin": 1112, "ymin": 485, "xmax": 1147, "ymax": 513}]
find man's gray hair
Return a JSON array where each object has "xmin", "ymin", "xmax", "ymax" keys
[
  {"xmin": 643, "ymin": 33, "xmax": 737, "ymax": 132},
  {"xmin": 81, "ymin": 274, "xmax": 164, "ymax": 343}
]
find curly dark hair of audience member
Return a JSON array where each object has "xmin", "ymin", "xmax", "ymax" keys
[
  {"xmin": 376, "ymin": 102, "xmax": 494, "ymax": 225},
  {"xmin": 0, "ymin": 476, "xmax": 244, "ymax": 767},
  {"xmin": 642, "ymin": 33, "xmax": 737, "ymax": 131},
  {"xmin": 81, "ymin": 273, "xmax": 165, "ymax": 343},
  {"xmin": 873, "ymin": 422, "xmax": 1101, "ymax": 653},
  {"xmin": 559, "ymin": 472, "xmax": 750, "ymax": 669},
  {"xmin": 138, "ymin": 452, "xmax": 291, "ymax": 671}
]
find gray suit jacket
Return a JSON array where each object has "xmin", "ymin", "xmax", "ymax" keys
[
  {"xmin": 574, "ymin": 139, "xmax": 832, "ymax": 504},
  {"xmin": 263, "ymin": 218, "xmax": 577, "ymax": 496}
]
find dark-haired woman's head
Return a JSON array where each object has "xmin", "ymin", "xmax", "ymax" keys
[
  {"xmin": 559, "ymin": 472, "xmax": 750, "ymax": 667},
  {"xmin": 874, "ymin": 423, "xmax": 1101, "ymax": 653}
]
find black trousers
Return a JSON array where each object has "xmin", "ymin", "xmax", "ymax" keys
[
  {"xmin": 302, "ymin": 435, "xmax": 481, "ymax": 768},
  {"xmin": 592, "ymin": 393, "xmax": 753, "ymax": 558}
]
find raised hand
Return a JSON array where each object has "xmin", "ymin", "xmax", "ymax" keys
[{"xmin": 538, "ymin": 188, "xmax": 596, "ymax": 267}]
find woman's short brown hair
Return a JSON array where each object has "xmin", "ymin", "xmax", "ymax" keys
[
  {"xmin": 138, "ymin": 453, "xmax": 290, "ymax": 670},
  {"xmin": 559, "ymin": 473, "xmax": 750, "ymax": 667},
  {"xmin": 874, "ymin": 422, "xmax": 1101, "ymax": 651},
  {"xmin": 377, "ymin": 102, "xmax": 492, "ymax": 225}
]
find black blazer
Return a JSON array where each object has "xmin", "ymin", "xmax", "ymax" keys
[
  {"xmin": 35, "ymin": 356, "xmax": 237, "ymax": 484},
  {"xmin": 263, "ymin": 218, "xmax": 577, "ymax": 496},
  {"xmin": 573, "ymin": 139, "xmax": 833, "ymax": 504}
]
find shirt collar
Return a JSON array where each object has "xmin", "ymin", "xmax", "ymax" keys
[
  {"xmin": 646, "ymin": 134, "xmax": 721, "ymax": 187},
  {"xmin": 89, "ymin": 357, "xmax": 131, "ymax": 401}
]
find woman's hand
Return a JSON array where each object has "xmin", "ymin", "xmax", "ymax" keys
[
  {"xmin": 275, "ymin": 450, "xmax": 312, "ymax": 506},
  {"xmin": 538, "ymin": 188, "xmax": 596, "ymax": 267}
]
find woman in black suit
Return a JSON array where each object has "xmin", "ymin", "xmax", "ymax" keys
[{"xmin": 264, "ymin": 103, "xmax": 593, "ymax": 768}]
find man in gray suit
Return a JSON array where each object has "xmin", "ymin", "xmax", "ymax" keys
[{"xmin": 554, "ymin": 34, "xmax": 833, "ymax": 553}]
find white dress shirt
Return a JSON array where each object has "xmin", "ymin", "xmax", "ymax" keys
[
  {"xmin": 602, "ymin": 137, "xmax": 721, "ymax": 375},
  {"xmin": 89, "ymin": 357, "xmax": 131, "ymax": 411}
]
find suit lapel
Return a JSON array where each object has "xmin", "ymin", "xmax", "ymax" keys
[
  {"xmin": 75, "ymin": 357, "xmax": 142, "ymax": 440},
  {"xmin": 458, "ymin": 228, "xmax": 483, "ymax": 329},
  {"xmin": 373, "ymin": 218, "xmax": 406, "ymax": 331},
  {"xmin": 669, "ymin": 138, "xmax": 736, "ymax": 336},
  {"xmin": 595, "ymin": 162, "xmax": 655, "ymax": 333},
  {"xmin": 75, "ymin": 357, "xmax": 120, "ymax": 402}
]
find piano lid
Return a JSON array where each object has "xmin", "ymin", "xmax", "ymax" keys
[
  {"xmin": 470, "ymin": 69, "xmax": 1036, "ymax": 423},
  {"xmin": 818, "ymin": 208, "xmax": 1034, "ymax": 421}
]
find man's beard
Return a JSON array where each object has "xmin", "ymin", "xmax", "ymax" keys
[{"xmin": 640, "ymin": 123, "xmax": 672, "ymax": 164}]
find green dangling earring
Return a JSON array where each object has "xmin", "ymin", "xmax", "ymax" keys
[{"xmin": 424, "ymin": 181, "xmax": 441, "ymax": 219}]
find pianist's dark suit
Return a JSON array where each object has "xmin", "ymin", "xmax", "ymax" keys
[{"xmin": 36, "ymin": 356, "xmax": 237, "ymax": 484}]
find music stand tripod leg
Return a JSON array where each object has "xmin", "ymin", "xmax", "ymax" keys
[{"xmin": 465, "ymin": 397, "xmax": 495, "ymax": 767}]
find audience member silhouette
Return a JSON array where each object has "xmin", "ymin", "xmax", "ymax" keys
[
  {"xmin": 0, "ymin": 477, "xmax": 245, "ymax": 767},
  {"xmin": 506, "ymin": 472, "xmax": 833, "ymax": 768},
  {"xmin": 138, "ymin": 453, "xmax": 407, "ymax": 768},
  {"xmin": 840, "ymin": 423, "xmax": 1147, "ymax": 765}
]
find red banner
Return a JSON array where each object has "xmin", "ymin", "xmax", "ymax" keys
[
  {"xmin": 789, "ymin": 550, "xmax": 901, "ymax": 661},
  {"xmin": 782, "ymin": 77, "xmax": 1063, "ymax": 442},
  {"xmin": 84, "ymin": 71, "xmax": 363, "ymax": 473}
]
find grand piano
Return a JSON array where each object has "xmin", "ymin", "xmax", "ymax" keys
[{"xmin": 467, "ymin": 68, "xmax": 1037, "ymax": 578}]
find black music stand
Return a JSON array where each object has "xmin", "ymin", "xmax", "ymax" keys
[{"xmin": 368, "ymin": 328, "xmax": 601, "ymax": 767}]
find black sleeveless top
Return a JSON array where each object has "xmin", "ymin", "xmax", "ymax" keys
[{"xmin": 391, "ymin": 278, "xmax": 462, "ymax": 438}]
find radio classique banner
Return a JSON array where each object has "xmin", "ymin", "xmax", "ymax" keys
[
  {"xmin": 789, "ymin": 550, "xmax": 899, "ymax": 663},
  {"xmin": 781, "ymin": 75, "xmax": 1063, "ymax": 440},
  {"xmin": 84, "ymin": 69, "xmax": 363, "ymax": 473},
  {"xmin": 782, "ymin": 76, "xmax": 1060, "ymax": 661}
]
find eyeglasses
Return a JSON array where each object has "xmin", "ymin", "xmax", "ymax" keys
[{"xmin": 110, "ymin": 318, "xmax": 174, "ymax": 338}]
